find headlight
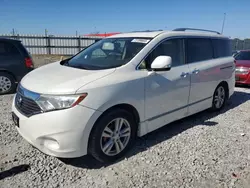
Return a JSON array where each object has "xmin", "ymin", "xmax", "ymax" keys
[
  {"xmin": 36, "ymin": 93, "xmax": 87, "ymax": 112},
  {"xmin": 235, "ymin": 67, "xmax": 250, "ymax": 74}
]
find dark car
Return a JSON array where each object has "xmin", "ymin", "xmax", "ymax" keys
[
  {"xmin": 0, "ymin": 38, "xmax": 34, "ymax": 94},
  {"xmin": 235, "ymin": 50, "xmax": 250, "ymax": 86}
]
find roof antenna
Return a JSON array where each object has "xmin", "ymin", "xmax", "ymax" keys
[{"xmin": 221, "ymin": 13, "xmax": 226, "ymax": 34}]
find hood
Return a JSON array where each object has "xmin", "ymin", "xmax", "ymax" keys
[
  {"xmin": 21, "ymin": 61, "xmax": 115, "ymax": 94},
  {"xmin": 236, "ymin": 60, "xmax": 250, "ymax": 68}
]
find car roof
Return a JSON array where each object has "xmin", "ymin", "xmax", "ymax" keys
[
  {"xmin": 0, "ymin": 37, "xmax": 21, "ymax": 42},
  {"xmin": 108, "ymin": 30, "xmax": 228, "ymax": 39}
]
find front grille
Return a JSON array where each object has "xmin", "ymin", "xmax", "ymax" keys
[{"xmin": 15, "ymin": 86, "xmax": 42, "ymax": 117}]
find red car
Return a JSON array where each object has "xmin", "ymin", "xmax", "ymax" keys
[{"xmin": 235, "ymin": 50, "xmax": 250, "ymax": 86}]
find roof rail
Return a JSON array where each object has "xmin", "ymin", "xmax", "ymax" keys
[
  {"xmin": 173, "ymin": 28, "xmax": 220, "ymax": 35},
  {"xmin": 131, "ymin": 30, "xmax": 163, "ymax": 32}
]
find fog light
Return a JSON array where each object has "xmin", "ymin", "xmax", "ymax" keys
[{"xmin": 43, "ymin": 138, "xmax": 60, "ymax": 150}]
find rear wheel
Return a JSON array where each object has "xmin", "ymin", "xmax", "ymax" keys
[
  {"xmin": 88, "ymin": 109, "xmax": 137, "ymax": 163},
  {"xmin": 0, "ymin": 72, "xmax": 16, "ymax": 95},
  {"xmin": 211, "ymin": 84, "xmax": 227, "ymax": 111}
]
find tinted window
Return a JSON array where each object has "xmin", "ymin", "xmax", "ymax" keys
[
  {"xmin": 16, "ymin": 42, "xmax": 29, "ymax": 57},
  {"xmin": 187, "ymin": 38, "xmax": 213, "ymax": 63},
  {"xmin": 142, "ymin": 39, "xmax": 184, "ymax": 69},
  {"xmin": 0, "ymin": 41, "xmax": 20, "ymax": 56},
  {"xmin": 212, "ymin": 39, "xmax": 232, "ymax": 58},
  {"xmin": 235, "ymin": 51, "xmax": 250, "ymax": 60}
]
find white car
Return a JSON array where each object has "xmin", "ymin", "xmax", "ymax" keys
[{"xmin": 12, "ymin": 28, "xmax": 235, "ymax": 163}]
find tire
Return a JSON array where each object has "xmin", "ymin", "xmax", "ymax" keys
[
  {"xmin": 211, "ymin": 84, "xmax": 227, "ymax": 111},
  {"xmin": 0, "ymin": 72, "xmax": 16, "ymax": 95},
  {"xmin": 88, "ymin": 109, "xmax": 137, "ymax": 163}
]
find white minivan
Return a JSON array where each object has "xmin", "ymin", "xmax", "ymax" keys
[{"xmin": 12, "ymin": 28, "xmax": 235, "ymax": 162}]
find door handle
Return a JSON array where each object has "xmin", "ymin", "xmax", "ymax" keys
[
  {"xmin": 192, "ymin": 69, "xmax": 200, "ymax": 74},
  {"xmin": 180, "ymin": 72, "xmax": 189, "ymax": 78}
]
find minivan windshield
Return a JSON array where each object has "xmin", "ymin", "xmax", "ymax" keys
[
  {"xmin": 64, "ymin": 37, "xmax": 150, "ymax": 70},
  {"xmin": 235, "ymin": 51, "xmax": 250, "ymax": 60}
]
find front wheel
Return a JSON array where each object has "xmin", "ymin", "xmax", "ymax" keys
[
  {"xmin": 211, "ymin": 84, "xmax": 227, "ymax": 111},
  {"xmin": 88, "ymin": 109, "xmax": 137, "ymax": 163}
]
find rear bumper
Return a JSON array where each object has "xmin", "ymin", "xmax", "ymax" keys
[{"xmin": 235, "ymin": 73, "xmax": 250, "ymax": 85}]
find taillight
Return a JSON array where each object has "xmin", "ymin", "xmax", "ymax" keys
[{"xmin": 25, "ymin": 57, "xmax": 34, "ymax": 68}]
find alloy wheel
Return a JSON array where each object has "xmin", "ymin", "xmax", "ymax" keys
[
  {"xmin": 214, "ymin": 86, "xmax": 225, "ymax": 109},
  {"xmin": 0, "ymin": 76, "xmax": 12, "ymax": 94},
  {"xmin": 100, "ymin": 118, "xmax": 131, "ymax": 156}
]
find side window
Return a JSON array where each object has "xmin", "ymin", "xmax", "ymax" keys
[
  {"xmin": 0, "ymin": 41, "xmax": 20, "ymax": 56},
  {"xmin": 140, "ymin": 39, "xmax": 184, "ymax": 69},
  {"xmin": 212, "ymin": 39, "xmax": 232, "ymax": 58},
  {"xmin": 9, "ymin": 43, "xmax": 20, "ymax": 55},
  {"xmin": 0, "ymin": 42, "xmax": 8, "ymax": 55},
  {"xmin": 187, "ymin": 38, "xmax": 213, "ymax": 63}
]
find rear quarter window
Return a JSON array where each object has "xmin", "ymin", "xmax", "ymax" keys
[
  {"xmin": 0, "ymin": 41, "xmax": 21, "ymax": 56},
  {"xmin": 212, "ymin": 39, "xmax": 232, "ymax": 58},
  {"xmin": 16, "ymin": 42, "xmax": 30, "ymax": 57},
  {"xmin": 187, "ymin": 38, "xmax": 213, "ymax": 63}
]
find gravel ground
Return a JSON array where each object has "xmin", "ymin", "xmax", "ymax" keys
[
  {"xmin": 1, "ymin": 86, "xmax": 250, "ymax": 188},
  {"xmin": 32, "ymin": 55, "xmax": 71, "ymax": 68}
]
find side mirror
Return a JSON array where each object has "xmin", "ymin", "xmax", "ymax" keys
[{"xmin": 151, "ymin": 56, "xmax": 172, "ymax": 71}]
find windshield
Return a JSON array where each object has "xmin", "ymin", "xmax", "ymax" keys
[
  {"xmin": 64, "ymin": 38, "xmax": 150, "ymax": 70},
  {"xmin": 235, "ymin": 51, "xmax": 250, "ymax": 60}
]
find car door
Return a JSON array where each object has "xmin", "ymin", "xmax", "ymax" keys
[
  {"xmin": 142, "ymin": 38, "xmax": 191, "ymax": 133},
  {"xmin": 186, "ymin": 38, "xmax": 216, "ymax": 115}
]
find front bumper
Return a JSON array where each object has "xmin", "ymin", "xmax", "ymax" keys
[{"xmin": 12, "ymin": 97, "xmax": 102, "ymax": 158}]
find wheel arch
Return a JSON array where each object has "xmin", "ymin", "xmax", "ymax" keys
[
  {"xmin": 0, "ymin": 70, "xmax": 17, "ymax": 81},
  {"xmin": 97, "ymin": 103, "xmax": 140, "ymax": 125},
  {"xmin": 217, "ymin": 80, "xmax": 229, "ymax": 99},
  {"xmin": 86, "ymin": 103, "xmax": 140, "ymax": 152}
]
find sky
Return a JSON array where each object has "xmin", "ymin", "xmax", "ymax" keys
[{"xmin": 0, "ymin": 0, "xmax": 249, "ymax": 38}]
